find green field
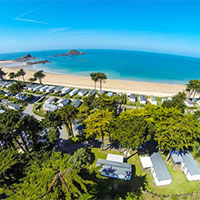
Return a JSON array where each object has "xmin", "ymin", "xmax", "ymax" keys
[{"xmin": 91, "ymin": 148, "xmax": 200, "ymax": 199}]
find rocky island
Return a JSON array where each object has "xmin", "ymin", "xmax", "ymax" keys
[{"xmin": 53, "ymin": 49, "xmax": 85, "ymax": 57}]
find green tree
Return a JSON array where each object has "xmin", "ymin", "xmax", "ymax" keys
[
  {"xmin": 151, "ymin": 107, "xmax": 200, "ymax": 161},
  {"xmin": 84, "ymin": 109, "xmax": 114, "ymax": 150},
  {"xmin": 8, "ymin": 72, "xmax": 16, "ymax": 80},
  {"xmin": 90, "ymin": 72, "xmax": 99, "ymax": 89},
  {"xmin": 0, "ymin": 148, "xmax": 23, "ymax": 191},
  {"xmin": 186, "ymin": 79, "xmax": 200, "ymax": 98},
  {"xmin": 58, "ymin": 105, "xmax": 78, "ymax": 136},
  {"xmin": 33, "ymin": 70, "xmax": 46, "ymax": 84},
  {"xmin": 8, "ymin": 82, "xmax": 24, "ymax": 100},
  {"xmin": 68, "ymin": 148, "xmax": 94, "ymax": 169},
  {"xmin": 0, "ymin": 68, "xmax": 6, "ymax": 80},
  {"xmin": 96, "ymin": 72, "xmax": 107, "ymax": 91},
  {"xmin": 6, "ymin": 151, "xmax": 93, "ymax": 200},
  {"xmin": 17, "ymin": 68, "xmax": 26, "ymax": 82},
  {"xmin": 29, "ymin": 77, "xmax": 36, "ymax": 83},
  {"xmin": 162, "ymin": 92, "xmax": 186, "ymax": 112},
  {"xmin": 96, "ymin": 93, "xmax": 118, "ymax": 115},
  {"xmin": 113, "ymin": 109, "xmax": 150, "ymax": 159}
]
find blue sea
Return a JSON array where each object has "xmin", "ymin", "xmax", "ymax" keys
[{"xmin": 1, "ymin": 49, "xmax": 200, "ymax": 84}]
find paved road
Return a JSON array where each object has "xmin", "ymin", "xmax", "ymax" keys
[{"xmin": 23, "ymin": 95, "xmax": 43, "ymax": 120}]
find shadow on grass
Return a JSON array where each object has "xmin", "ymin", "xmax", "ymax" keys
[{"xmin": 90, "ymin": 165, "xmax": 147, "ymax": 200}]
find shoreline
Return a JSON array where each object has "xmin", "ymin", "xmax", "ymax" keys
[{"xmin": 2, "ymin": 67, "xmax": 186, "ymax": 97}]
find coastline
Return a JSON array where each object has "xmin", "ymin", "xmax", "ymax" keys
[{"xmin": 2, "ymin": 67, "xmax": 186, "ymax": 97}]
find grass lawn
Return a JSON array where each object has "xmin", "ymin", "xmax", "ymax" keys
[{"xmin": 91, "ymin": 148, "xmax": 200, "ymax": 199}]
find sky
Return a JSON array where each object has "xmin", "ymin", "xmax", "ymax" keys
[{"xmin": 1, "ymin": 0, "xmax": 200, "ymax": 57}]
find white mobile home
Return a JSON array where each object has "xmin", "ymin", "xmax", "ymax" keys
[
  {"xmin": 149, "ymin": 96, "xmax": 158, "ymax": 105},
  {"xmin": 40, "ymin": 86, "xmax": 49, "ymax": 92},
  {"xmin": 46, "ymin": 86, "xmax": 56, "ymax": 93},
  {"xmin": 87, "ymin": 89, "xmax": 96, "ymax": 96},
  {"xmin": 45, "ymin": 97, "xmax": 57, "ymax": 104},
  {"xmin": 181, "ymin": 151, "xmax": 200, "ymax": 181},
  {"xmin": 43, "ymin": 103, "xmax": 58, "ymax": 112},
  {"xmin": 78, "ymin": 89, "xmax": 88, "ymax": 96},
  {"xmin": 61, "ymin": 87, "xmax": 71, "ymax": 95},
  {"xmin": 161, "ymin": 98, "xmax": 167, "ymax": 103},
  {"xmin": 150, "ymin": 153, "xmax": 172, "ymax": 186},
  {"xmin": 55, "ymin": 86, "xmax": 64, "ymax": 93},
  {"xmin": 58, "ymin": 99, "xmax": 70, "ymax": 107},
  {"xmin": 72, "ymin": 99, "xmax": 81, "ymax": 107},
  {"xmin": 138, "ymin": 95, "xmax": 147, "ymax": 105},
  {"xmin": 70, "ymin": 88, "xmax": 79, "ymax": 97},
  {"xmin": 33, "ymin": 85, "xmax": 43, "ymax": 92},
  {"xmin": 129, "ymin": 94, "xmax": 136, "ymax": 103},
  {"xmin": 107, "ymin": 92, "xmax": 113, "ymax": 97}
]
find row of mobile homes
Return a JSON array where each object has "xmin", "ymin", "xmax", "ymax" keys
[
  {"xmin": 15, "ymin": 93, "xmax": 28, "ymax": 101},
  {"xmin": 0, "ymin": 81, "xmax": 13, "ymax": 88},
  {"xmin": 129, "ymin": 94, "xmax": 136, "ymax": 103},
  {"xmin": 78, "ymin": 89, "xmax": 88, "ymax": 96},
  {"xmin": 96, "ymin": 154, "xmax": 132, "ymax": 181},
  {"xmin": 61, "ymin": 87, "xmax": 71, "ymax": 95},
  {"xmin": 87, "ymin": 89, "xmax": 96, "ymax": 96},
  {"xmin": 181, "ymin": 151, "xmax": 200, "ymax": 181},
  {"xmin": 70, "ymin": 88, "xmax": 79, "ymax": 97},
  {"xmin": 1, "ymin": 99, "xmax": 20, "ymax": 110},
  {"xmin": 43, "ymin": 103, "xmax": 58, "ymax": 112},
  {"xmin": 40, "ymin": 85, "xmax": 49, "ymax": 92},
  {"xmin": 150, "ymin": 153, "xmax": 172, "ymax": 186},
  {"xmin": 55, "ymin": 86, "xmax": 64, "ymax": 93},
  {"xmin": 33, "ymin": 85, "xmax": 43, "ymax": 92},
  {"xmin": 28, "ymin": 84, "xmax": 37, "ymax": 91},
  {"xmin": 46, "ymin": 86, "xmax": 56, "ymax": 93},
  {"xmin": 45, "ymin": 97, "xmax": 57, "ymax": 104},
  {"xmin": 139, "ymin": 95, "xmax": 147, "ymax": 105},
  {"xmin": 72, "ymin": 99, "xmax": 81, "ymax": 107},
  {"xmin": 58, "ymin": 99, "xmax": 70, "ymax": 107},
  {"xmin": 149, "ymin": 96, "xmax": 158, "ymax": 105}
]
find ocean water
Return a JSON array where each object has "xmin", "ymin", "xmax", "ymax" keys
[{"xmin": 1, "ymin": 49, "xmax": 200, "ymax": 84}]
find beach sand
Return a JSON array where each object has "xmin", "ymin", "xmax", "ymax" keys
[{"xmin": 2, "ymin": 67, "xmax": 186, "ymax": 97}]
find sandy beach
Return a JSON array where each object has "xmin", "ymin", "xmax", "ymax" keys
[{"xmin": 2, "ymin": 67, "xmax": 186, "ymax": 97}]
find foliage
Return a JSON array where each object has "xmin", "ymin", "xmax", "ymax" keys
[
  {"xmin": 84, "ymin": 109, "xmax": 114, "ymax": 149},
  {"xmin": 8, "ymin": 82, "xmax": 24, "ymax": 98},
  {"xmin": 119, "ymin": 192, "xmax": 140, "ymax": 200},
  {"xmin": 8, "ymin": 72, "xmax": 16, "ymax": 80},
  {"xmin": 113, "ymin": 109, "xmax": 151, "ymax": 158},
  {"xmin": 96, "ymin": 93, "xmax": 118, "ymax": 115},
  {"xmin": 0, "ymin": 68, "xmax": 6, "ymax": 80},
  {"xmin": 33, "ymin": 70, "xmax": 46, "ymax": 84},
  {"xmin": 0, "ymin": 148, "xmax": 24, "ymax": 189},
  {"xmin": 68, "ymin": 148, "xmax": 95, "ymax": 169},
  {"xmin": 150, "ymin": 106, "xmax": 200, "ymax": 153},
  {"xmin": 6, "ymin": 150, "xmax": 93, "ymax": 200},
  {"xmin": 57, "ymin": 105, "xmax": 78, "ymax": 136},
  {"xmin": 162, "ymin": 92, "xmax": 186, "ymax": 112},
  {"xmin": 186, "ymin": 79, "xmax": 200, "ymax": 98}
]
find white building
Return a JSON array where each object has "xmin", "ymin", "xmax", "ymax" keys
[
  {"xmin": 40, "ymin": 85, "xmax": 49, "ymax": 92},
  {"xmin": 43, "ymin": 103, "xmax": 58, "ymax": 112},
  {"xmin": 129, "ymin": 94, "xmax": 136, "ymax": 103},
  {"xmin": 181, "ymin": 151, "xmax": 200, "ymax": 181},
  {"xmin": 149, "ymin": 96, "xmax": 158, "ymax": 105},
  {"xmin": 61, "ymin": 87, "xmax": 71, "ymax": 95},
  {"xmin": 138, "ymin": 95, "xmax": 147, "ymax": 105},
  {"xmin": 69, "ymin": 88, "xmax": 79, "ymax": 97},
  {"xmin": 54, "ymin": 86, "xmax": 64, "ymax": 93},
  {"xmin": 58, "ymin": 99, "xmax": 70, "ymax": 107},
  {"xmin": 78, "ymin": 89, "xmax": 88, "ymax": 96},
  {"xmin": 150, "ymin": 153, "xmax": 172, "ymax": 186},
  {"xmin": 107, "ymin": 92, "xmax": 113, "ymax": 97},
  {"xmin": 33, "ymin": 85, "xmax": 43, "ymax": 92},
  {"xmin": 87, "ymin": 89, "xmax": 96, "ymax": 96},
  {"xmin": 46, "ymin": 86, "xmax": 56, "ymax": 93},
  {"xmin": 45, "ymin": 97, "xmax": 57, "ymax": 104}
]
